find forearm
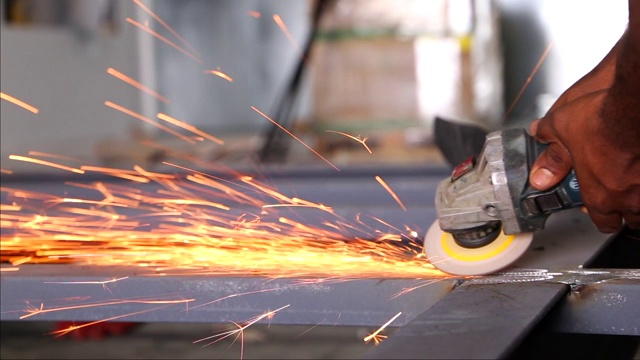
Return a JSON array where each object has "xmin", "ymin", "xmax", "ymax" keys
[{"xmin": 599, "ymin": 1, "xmax": 640, "ymax": 150}]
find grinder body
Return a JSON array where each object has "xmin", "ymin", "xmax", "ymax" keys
[
  {"xmin": 436, "ymin": 128, "xmax": 583, "ymax": 239},
  {"xmin": 425, "ymin": 128, "xmax": 583, "ymax": 275}
]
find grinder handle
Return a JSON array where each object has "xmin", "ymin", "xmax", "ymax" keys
[{"xmin": 519, "ymin": 134, "xmax": 584, "ymax": 218}]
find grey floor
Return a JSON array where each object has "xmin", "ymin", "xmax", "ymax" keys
[{"xmin": 1, "ymin": 321, "xmax": 382, "ymax": 359}]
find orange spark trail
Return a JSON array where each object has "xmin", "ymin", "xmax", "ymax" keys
[
  {"xmin": 204, "ymin": 69, "xmax": 234, "ymax": 82},
  {"xmin": 0, "ymin": 267, "xmax": 19, "ymax": 272},
  {"xmin": 107, "ymin": 68, "xmax": 171, "ymax": 104},
  {"xmin": 0, "ymin": 169, "xmax": 13, "ymax": 174},
  {"xmin": 44, "ymin": 276, "xmax": 129, "ymax": 285},
  {"xmin": 132, "ymin": 0, "xmax": 201, "ymax": 58},
  {"xmin": 503, "ymin": 42, "xmax": 554, "ymax": 124},
  {"xmin": 49, "ymin": 305, "xmax": 170, "ymax": 337},
  {"xmin": 157, "ymin": 112, "xmax": 224, "ymax": 145},
  {"xmin": 364, "ymin": 311, "xmax": 402, "ymax": 345},
  {"xmin": 8, "ymin": 155, "xmax": 84, "ymax": 174},
  {"xmin": 194, "ymin": 304, "xmax": 290, "ymax": 350},
  {"xmin": 126, "ymin": 18, "xmax": 202, "ymax": 64},
  {"xmin": 247, "ymin": 11, "xmax": 261, "ymax": 18},
  {"xmin": 325, "ymin": 130, "xmax": 372, "ymax": 153},
  {"xmin": 20, "ymin": 298, "xmax": 194, "ymax": 320},
  {"xmin": 0, "ymin": 204, "xmax": 21, "ymax": 211},
  {"xmin": 0, "ymin": 92, "xmax": 39, "ymax": 113},
  {"xmin": 252, "ymin": 106, "xmax": 339, "ymax": 171},
  {"xmin": 27, "ymin": 151, "xmax": 83, "ymax": 163},
  {"xmin": 104, "ymin": 101, "xmax": 196, "ymax": 144},
  {"xmin": 273, "ymin": 14, "xmax": 300, "ymax": 52},
  {"xmin": 375, "ymin": 176, "xmax": 407, "ymax": 211}
]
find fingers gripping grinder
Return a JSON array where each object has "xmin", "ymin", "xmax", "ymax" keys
[{"xmin": 425, "ymin": 128, "xmax": 583, "ymax": 275}]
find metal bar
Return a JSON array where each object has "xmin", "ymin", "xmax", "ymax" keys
[
  {"xmin": 364, "ymin": 281, "xmax": 568, "ymax": 359},
  {"xmin": 543, "ymin": 278, "xmax": 640, "ymax": 335},
  {"xmin": 0, "ymin": 264, "xmax": 456, "ymax": 326}
]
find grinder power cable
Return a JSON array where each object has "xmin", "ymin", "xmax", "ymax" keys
[{"xmin": 425, "ymin": 128, "xmax": 583, "ymax": 275}]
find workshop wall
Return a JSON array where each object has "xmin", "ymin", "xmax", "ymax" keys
[
  {"xmin": 0, "ymin": 0, "xmax": 142, "ymax": 173},
  {"xmin": 0, "ymin": 0, "xmax": 630, "ymax": 174}
]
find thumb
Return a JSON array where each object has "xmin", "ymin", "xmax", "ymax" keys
[{"xmin": 529, "ymin": 142, "xmax": 572, "ymax": 190}]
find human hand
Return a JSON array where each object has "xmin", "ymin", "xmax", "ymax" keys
[{"xmin": 529, "ymin": 90, "xmax": 640, "ymax": 233}]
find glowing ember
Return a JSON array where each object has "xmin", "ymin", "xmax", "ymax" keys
[
  {"xmin": 104, "ymin": 101, "xmax": 196, "ymax": 144},
  {"xmin": 272, "ymin": 14, "xmax": 300, "ymax": 52},
  {"xmin": 157, "ymin": 113, "xmax": 224, "ymax": 145},
  {"xmin": 364, "ymin": 311, "xmax": 402, "ymax": 345},
  {"xmin": 132, "ymin": 0, "xmax": 201, "ymax": 58},
  {"xmin": 503, "ymin": 42, "xmax": 553, "ymax": 124},
  {"xmin": 0, "ymin": 92, "xmax": 39, "ymax": 114},
  {"xmin": 325, "ymin": 130, "xmax": 372, "ymax": 153},
  {"xmin": 375, "ymin": 176, "xmax": 407, "ymax": 211},
  {"xmin": 204, "ymin": 69, "xmax": 234, "ymax": 83},
  {"xmin": 252, "ymin": 106, "xmax": 340, "ymax": 171},
  {"xmin": 8, "ymin": 155, "xmax": 84, "ymax": 174},
  {"xmin": 125, "ymin": 18, "xmax": 202, "ymax": 64},
  {"xmin": 107, "ymin": 68, "xmax": 171, "ymax": 104},
  {"xmin": 194, "ymin": 304, "xmax": 290, "ymax": 358}
]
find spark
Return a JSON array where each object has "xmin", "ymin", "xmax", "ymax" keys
[
  {"xmin": 0, "ymin": 169, "xmax": 13, "ymax": 174},
  {"xmin": 204, "ymin": 68, "xmax": 234, "ymax": 82},
  {"xmin": 104, "ymin": 101, "xmax": 196, "ymax": 144},
  {"xmin": 132, "ymin": 0, "xmax": 201, "ymax": 58},
  {"xmin": 0, "ymin": 92, "xmax": 39, "ymax": 113},
  {"xmin": 375, "ymin": 176, "xmax": 407, "ymax": 211},
  {"xmin": 262, "ymin": 204, "xmax": 333, "ymax": 212},
  {"xmin": 11, "ymin": 256, "xmax": 31, "ymax": 266},
  {"xmin": 193, "ymin": 304, "xmax": 290, "ymax": 352},
  {"xmin": 325, "ymin": 130, "xmax": 372, "ymax": 153},
  {"xmin": 247, "ymin": 11, "xmax": 261, "ymax": 18},
  {"xmin": 44, "ymin": 276, "xmax": 129, "ymax": 294},
  {"xmin": 503, "ymin": 42, "xmax": 553, "ymax": 124},
  {"xmin": 252, "ymin": 106, "xmax": 339, "ymax": 171},
  {"xmin": 49, "ymin": 305, "xmax": 169, "ymax": 337},
  {"xmin": 27, "ymin": 151, "xmax": 84, "ymax": 163},
  {"xmin": 364, "ymin": 312, "xmax": 402, "ymax": 345},
  {"xmin": 44, "ymin": 276, "xmax": 129, "ymax": 285},
  {"xmin": 20, "ymin": 298, "xmax": 194, "ymax": 320},
  {"xmin": 0, "ymin": 204, "xmax": 21, "ymax": 211},
  {"xmin": 126, "ymin": 18, "xmax": 202, "ymax": 64},
  {"xmin": 157, "ymin": 113, "xmax": 224, "ymax": 145},
  {"xmin": 107, "ymin": 68, "xmax": 171, "ymax": 104},
  {"xmin": 0, "ymin": 267, "xmax": 19, "ymax": 272},
  {"xmin": 8, "ymin": 155, "xmax": 85, "ymax": 174},
  {"xmin": 273, "ymin": 14, "xmax": 300, "ymax": 52},
  {"xmin": 390, "ymin": 278, "xmax": 447, "ymax": 299}
]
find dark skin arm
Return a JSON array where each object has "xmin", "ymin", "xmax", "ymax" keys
[{"xmin": 529, "ymin": 1, "xmax": 640, "ymax": 232}]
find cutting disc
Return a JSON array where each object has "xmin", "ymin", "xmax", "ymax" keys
[{"xmin": 424, "ymin": 221, "xmax": 534, "ymax": 276}]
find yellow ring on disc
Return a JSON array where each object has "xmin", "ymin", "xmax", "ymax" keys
[{"xmin": 441, "ymin": 231, "xmax": 515, "ymax": 262}]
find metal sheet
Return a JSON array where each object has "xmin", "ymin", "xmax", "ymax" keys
[{"xmin": 365, "ymin": 282, "xmax": 568, "ymax": 359}]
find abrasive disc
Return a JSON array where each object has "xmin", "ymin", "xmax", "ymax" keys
[{"xmin": 424, "ymin": 221, "xmax": 534, "ymax": 276}]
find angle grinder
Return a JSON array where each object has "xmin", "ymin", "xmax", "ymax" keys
[{"xmin": 425, "ymin": 128, "xmax": 583, "ymax": 275}]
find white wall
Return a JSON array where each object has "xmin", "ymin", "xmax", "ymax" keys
[
  {"xmin": 498, "ymin": 0, "xmax": 628, "ymax": 120},
  {"xmin": 0, "ymin": 1, "xmax": 142, "ymax": 173}
]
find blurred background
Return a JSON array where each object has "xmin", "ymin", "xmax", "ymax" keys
[{"xmin": 0, "ymin": 0, "xmax": 628, "ymax": 175}]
